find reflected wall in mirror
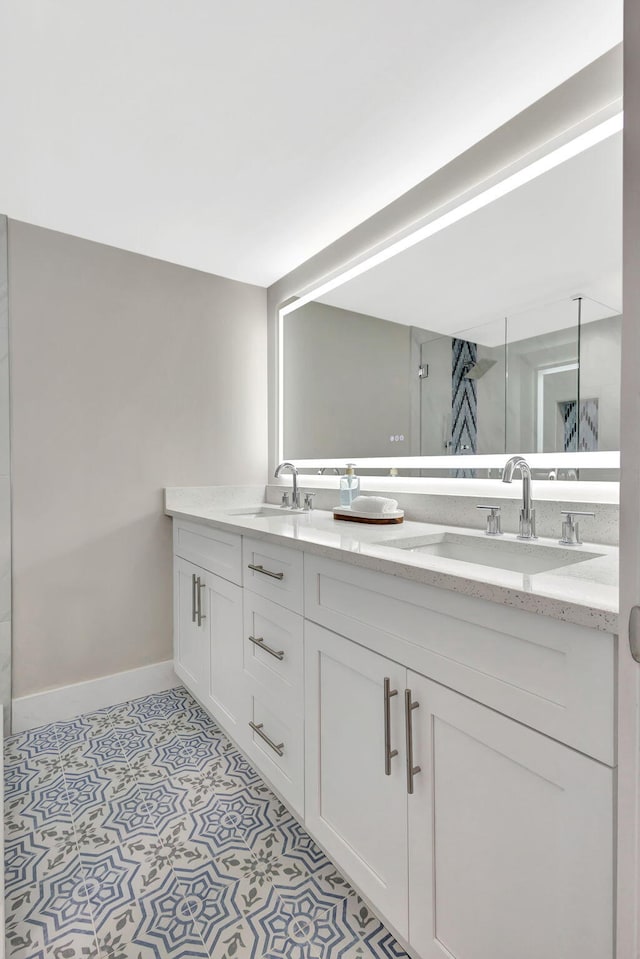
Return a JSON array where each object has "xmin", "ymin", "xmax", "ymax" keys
[
  {"xmin": 281, "ymin": 123, "xmax": 622, "ymax": 474},
  {"xmin": 283, "ymin": 301, "xmax": 412, "ymax": 459}
]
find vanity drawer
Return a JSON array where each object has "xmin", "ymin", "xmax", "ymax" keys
[
  {"xmin": 173, "ymin": 520, "xmax": 242, "ymax": 585},
  {"xmin": 243, "ymin": 537, "xmax": 304, "ymax": 613},
  {"xmin": 304, "ymin": 555, "xmax": 615, "ymax": 765},
  {"xmin": 243, "ymin": 592, "xmax": 304, "ymax": 712},
  {"xmin": 244, "ymin": 683, "xmax": 304, "ymax": 815}
]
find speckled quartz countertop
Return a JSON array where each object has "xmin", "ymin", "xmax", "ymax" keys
[{"xmin": 165, "ymin": 487, "xmax": 619, "ymax": 633}]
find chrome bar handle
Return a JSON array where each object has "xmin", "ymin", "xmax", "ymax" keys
[
  {"xmin": 384, "ymin": 678, "xmax": 398, "ymax": 776},
  {"xmin": 196, "ymin": 577, "xmax": 206, "ymax": 627},
  {"xmin": 248, "ymin": 635, "xmax": 285, "ymax": 661},
  {"xmin": 404, "ymin": 689, "xmax": 421, "ymax": 795},
  {"xmin": 247, "ymin": 563, "xmax": 284, "ymax": 581},
  {"xmin": 249, "ymin": 721, "xmax": 284, "ymax": 757},
  {"xmin": 191, "ymin": 573, "xmax": 197, "ymax": 623}
]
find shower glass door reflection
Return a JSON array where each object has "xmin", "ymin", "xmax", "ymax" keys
[
  {"xmin": 505, "ymin": 296, "xmax": 620, "ymax": 457},
  {"xmin": 418, "ymin": 319, "xmax": 507, "ymax": 458}
]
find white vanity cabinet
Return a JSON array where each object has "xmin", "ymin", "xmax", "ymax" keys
[
  {"xmin": 407, "ymin": 672, "xmax": 613, "ymax": 959},
  {"xmin": 171, "ymin": 517, "xmax": 616, "ymax": 959},
  {"xmin": 173, "ymin": 521, "xmax": 245, "ymax": 741},
  {"xmin": 200, "ymin": 570, "xmax": 244, "ymax": 739},
  {"xmin": 305, "ymin": 621, "xmax": 614, "ymax": 959},
  {"xmin": 243, "ymin": 536, "xmax": 304, "ymax": 613},
  {"xmin": 242, "ymin": 537, "xmax": 305, "ymax": 813},
  {"xmin": 303, "ymin": 555, "xmax": 615, "ymax": 765},
  {"xmin": 242, "ymin": 589, "xmax": 305, "ymax": 812},
  {"xmin": 173, "ymin": 555, "xmax": 208, "ymax": 701},
  {"xmin": 303, "ymin": 556, "xmax": 615, "ymax": 958},
  {"xmin": 305, "ymin": 621, "xmax": 409, "ymax": 936},
  {"xmin": 243, "ymin": 592, "xmax": 304, "ymax": 713}
]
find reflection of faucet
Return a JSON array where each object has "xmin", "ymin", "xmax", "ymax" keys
[
  {"xmin": 317, "ymin": 467, "xmax": 340, "ymax": 474},
  {"xmin": 275, "ymin": 462, "xmax": 301, "ymax": 509},
  {"xmin": 502, "ymin": 456, "xmax": 537, "ymax": 539}
]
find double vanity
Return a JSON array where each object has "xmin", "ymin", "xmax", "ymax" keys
[{"xmin": 165, "ymin": 483, "xmax": 618, "ymax": 959}]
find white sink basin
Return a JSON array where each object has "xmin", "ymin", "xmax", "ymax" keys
[
  {"xmin": 378, "ymin": 531, "xmax": 604, "ymax": 575},
  {"xmin": 226, "ymin": 506, "xmax": 303, "ymax": 519}
]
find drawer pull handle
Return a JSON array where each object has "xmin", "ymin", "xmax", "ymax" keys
[
  {"xmin": 383, "ymin": 677, "xmax": 398, "ymax": 776},
  {"xmin": 248, "ymin": 635, "xmax": 285, "ymax": 661},
  {"xmin": 248, "ymin": 563, "xmax": 284, "ymax": 581},
  {"xmin": 404, "ymin": 689, "xmax": 421, "ymax": 795},
  {"xmin": 249, "ymin": 721, "xmax": 284, "ymax": 757}
]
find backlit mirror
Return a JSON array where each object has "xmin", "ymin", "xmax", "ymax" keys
[{"xmin": 281, "ymin": 122, "xmax": 622, "ymax": 474}]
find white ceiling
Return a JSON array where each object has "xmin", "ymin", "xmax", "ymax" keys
[
  {"xmin": 318, "ymin": 129, "xmax": 622, "ymax": 343},
  {"xmin": 0, "ymin": 1, "xmax": 622, "ymax": 287}
]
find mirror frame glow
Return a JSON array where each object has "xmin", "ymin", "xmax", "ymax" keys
[{"xmin": 277, "ymin": 111, "xmax": 623, "ymax": 472}]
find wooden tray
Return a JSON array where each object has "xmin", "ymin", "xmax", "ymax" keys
[{"xmin": 333, "ymin": 509, "xmax": 404, "ymax": 525}]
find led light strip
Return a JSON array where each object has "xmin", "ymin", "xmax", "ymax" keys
[{"xmin": 283, "ymin": 451, "xmax": 620, "ymax": 471}]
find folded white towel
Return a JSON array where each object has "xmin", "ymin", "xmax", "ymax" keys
[{"xmin": 350, "ymin": 495, "xmax": 399, "ymax": 514}]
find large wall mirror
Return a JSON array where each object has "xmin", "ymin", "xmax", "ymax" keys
[{"xmin": 280, "ymin": 118, "xmax": 622, "ymax": 478}]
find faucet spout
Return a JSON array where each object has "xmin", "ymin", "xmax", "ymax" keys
[
  {"xmin": 502, "ymin": 456, "xmax": 537, "ymax": 540},
  {"xmin": 274, "ymin": 461, "xmax": 301, "ymax": 509}
]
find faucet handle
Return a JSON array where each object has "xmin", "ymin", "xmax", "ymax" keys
[
  {"xmin": 303, "ymin": 492, "xmax": 316, "ymax": 512},
  {"xmin": 281, "ymin": 491, "xmax": 291, "ymax": 508},
  {"xmin": 559, "ymin": 510, "xmax": 595, "ymax": 546},
  {"xmin": 477, "ymin": 504, "xmax": 502, "ymax": 536}
]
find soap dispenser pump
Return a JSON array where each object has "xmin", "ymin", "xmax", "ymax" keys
[{"xmin": 339, "ymin": 463, "xmax": 360, "ymax": 506}]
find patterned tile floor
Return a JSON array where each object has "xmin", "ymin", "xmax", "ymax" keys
[{"xmin": 4, "ymin": 686, "xmax": 409, "ymax": 959}]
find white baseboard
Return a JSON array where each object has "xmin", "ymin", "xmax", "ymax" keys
[{"xmin": 11, "ymin": 660, "xmax": 179, "ymax": 734}]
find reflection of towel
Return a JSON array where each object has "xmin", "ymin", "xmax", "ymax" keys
[{"xmin": 350, "ymin": 496, "xmax": 399, "ymax": 514}]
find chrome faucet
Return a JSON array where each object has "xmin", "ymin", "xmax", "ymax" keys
[
  {"xmin": 502, "ymin": 456, "xmax": 537, "ymax": 539},
  {"xmin": 275, "ymin": 462, "xmax": 301, "ymax": 509}
]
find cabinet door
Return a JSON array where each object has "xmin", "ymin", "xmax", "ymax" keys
[
  {"xmin": 173, "ymin": 556, "xmax": 208, "ymax": 700},
  {"xmin": 305, "ymin": 621, "xmax": 408, "ymax": 937},
  {"xmin": 201, "ymin": 569, "xmax": 244, "ymax": 743},
  {"xmin": 407, "ymin": 671, "xmax": 613, "ymax": 959}
]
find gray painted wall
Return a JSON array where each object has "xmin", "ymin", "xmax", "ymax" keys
[{"xmin": 8, "ymin": 222, "xmax": 267, "ymax": 700}]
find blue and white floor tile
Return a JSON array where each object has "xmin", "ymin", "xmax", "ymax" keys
[{"xmin": 4, "ymin": 686, "xmax": 410, "ymax": 959}]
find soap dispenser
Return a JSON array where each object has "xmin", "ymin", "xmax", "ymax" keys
[{"xmin": 339, "ymin": 464, "xmax": 360, "ymax": 506}]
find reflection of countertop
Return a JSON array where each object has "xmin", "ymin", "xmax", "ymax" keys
[{"xmin": 165, "ymin": 487, "xmax": 619, "ymax": 634}]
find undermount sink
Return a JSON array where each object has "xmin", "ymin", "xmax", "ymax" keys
[
  {"xmin": 377, "ymin": 531, "xmax": 604, "ymax": 575},
  {"xmin": 226, "ymin": 506, "xmax": 303, "ymax": 519}
]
